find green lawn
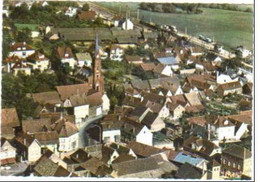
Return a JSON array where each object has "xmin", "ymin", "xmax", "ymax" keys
[
  {"xmin": 96, "ymin": 2, "xmax": 253, "ymax": 50},
  {"xmin": 14, "ymin": 23, "xmax": 40, "ymax": 31}
]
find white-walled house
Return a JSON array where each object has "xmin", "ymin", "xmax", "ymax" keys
[
  {"xmin": 14, "ymin": 133, "xmax": 42, "ymax": 163},
  {"xmin": 110, "ymin": 44, "xmax": 124, "ymax": 61},
  {"xmin": 121, "ymin": 119, "xmax": 153, "ymax": 146},
  {"xmin": 65, "ymin": 7, "xmax": 78, "ymax": 17},
  {"xmin": 75, "ymin": 52, "xmax": 92, "ymax": 67},
  {"xmin": 121, "ymin": 18, "xmax": 134, "ymax": 30},
  {"xmin": 57, "ymin": 120, "xmax": 79, "ymax": 152},
  {"xmin": 26, "ymin": 51, "xmax": 50, "ymax": 72},
  {"xmin": 56, "ymin": 46, "xmax": 77, "ymax": 69},
  {"xmin": 216, "ymin": 72, "xmax": 239, "ymax": 84},
  {"xmin": 8, "ymin": 42, "xmax": 35, "ymax": 58},
  {"xmin": 63, "ymin": 94, "xmax": 90, "ymax": 125},
  {"xmin": 209, "ymin": 117, "xmax": 236, "ymax": 141},
  {"xmin": 141, "ymin": 112, "xmax": 166, "ymax": 132},
  {"xmin": 0, "ymin": 138, "xmax": 16, "ymax": 165}
]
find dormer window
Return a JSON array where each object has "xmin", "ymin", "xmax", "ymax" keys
[
  {"xmin": 65, "ymin": 53, "xmax": 69, "ymax": 58},
  {"xmin": 22, "ymin": 47, "xmax": 26, "ymax": 50},
  {"xmin": 17, "ymin": 47, "xmax": 21, "ymax": 51},
  {"xmin": 39, "ymin": 55, "xmax": 44, "ymax": 59}
]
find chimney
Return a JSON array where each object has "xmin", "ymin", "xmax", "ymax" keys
[
  {"xmin": 60, "ymin": 112, "xmax": 63, "ymax": 119},
  {"xmin": 24, "ymin": 138, "xmax": 26, "ymax": 145},
  {"xmin": 76, "ymin": 154, "xmax": 79, "ymax": 158},
  {"xmin": 118, "ymin": 115, "xmax": 121, "ymax": 121}
]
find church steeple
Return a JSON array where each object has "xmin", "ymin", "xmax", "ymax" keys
[
  {"xmin": 93, "ymin": 33, "xmax": 103, "ymax": 93},
  {"xmin": 95, "ymin": 33, "xmax": 99, "ymax": 58}
]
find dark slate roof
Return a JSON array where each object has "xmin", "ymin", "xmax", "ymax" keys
[
  {"xmin": 222, "ymin": 144, "xmax": 251, "ymax": 159},
  {"xmin": 175, "ymin": 162, "xmax": 203, "ymax": 179},
  {"xmin": 128, "ymin": 106, "xmax": 149, "ymax": 118},
  {"xmin": 141, "ymin": 111, "xmax": 158, "ymax": 127},
  {"xmin": 70, "ymin": 148, "xmax": 91, "ymax": 163}
]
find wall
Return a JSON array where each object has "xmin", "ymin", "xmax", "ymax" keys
[
  {"xmin": 28, "ymin": 140, "xmax": 41, "ymax": 162},
  {"xmin": 59, "ymin": 133, "xmax": 79, "ymax": 152},
  {"xmin": 136, "ymin": 127, "xmax": 153, "ymax": 146},
  {"xmin": 102, "ymin": 130, "xmax": 121, "ymax": 143}
]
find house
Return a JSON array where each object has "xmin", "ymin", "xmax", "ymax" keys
[
  {"xmin": 153, "ymin": 64, "xmax": 174, "ymax": 77},
  {"xmin": 111, "ymin": 153, "xmax": 177, "ymax": 178},
  {"xmin": 167, "ymin": 103, "xmax": 185, "ymax": 120},
  {"xmin": 31, "ymin": 91, "xmax": 62, "ymax": 106},
  {"xmin": 1, "ymin": 108, "xmax": 20, "ymax": 139},
  {"xmin": 121, "ymin": 18, "xmax": 134, "ymax": 30},
  {"xmin": 125, "ymin": 55, "xmax": 143, "ymax": 65},
  {"xmin": 78, "ymin": 10, "xmax": 97, "ymax": 21},
  {"xmin": 26, "ymin": 51, "xmax": 50, "ymax": 72},
  {"xmin": 217, "ymin": 81, "xmax": 242, "ymax": 97},
  {"xmin": 143, "ymin": 31, "xmax": 158, "ymax": 42},
  {"xmin": 56, "ymin": 46, "xmax": 77, "ymax": 69},
  {"xmin": 205, "ymin": 53, "xmax": 222, "ymax": 66},
  {"xmin": 157, "ymin": 56, "xmax": 179, "ymax": 70},
  {"xmin": 33, "ymin": 155, "xmax": 77, "ymax": 177},
  {"xmin": 121, "ymin": 118, "xmax": 153, "ymax": 146},
  {"xmin": 183, "ymin": 136, "xmax": 221, "ymax": 159},
  {"xmin": 0, "ymin": 138, "xmax": 16, "ymax": 166},
  {"xmin": 182, "ymin": 74, "xmax": 216, "ymax": 92},
  {"xmin": 184, "ymin": 92, "xmax": 202, "ymax": 106},
  {"xmin": 13, "ymin": 132, "xmax": 42, "ymax": 162},
  {"xmin": 8, "ymin": 42, "xmax": 35, "ymax": 58},
  {"xmin": 75, "ymin": 52, "xmax": 92, "ymax": 67},
  {"xmin": 12, "ymin": 61, "xmax": 32, "ymax": 76},
  {"xmin": 190, "ymin": 46, "xmax": 204, "ymax": 57},
  {"xmin": 236, "ymin": 46, "xmax": 252, "ymax": 58},
  {"xmin": 221, "ymin": 145, "xmax": 251, "ymax": 177},
  {"xmin": 141, "ymin": 112, "xmax": 166, "ymax": 132},
  {"xmin": 173, "ymin": 151, "xmax": 208, "ymax": 171},
  {"xmin": 216, "ymin": 71, "xmax": 239, "ymax": 84},
  {"xmin": 208, "ymin": 116, "xmax": 236, "ymax": 141},
  {"xmin": 175, "ymin": 162, "xmax": 208, "ymax": 179},
  {"xmin": 207, "ymin": 159, "xmax": 221, "ymax": 180},
  {"xmin": 139, "ymin": 62, "xmax": 156, "ymax": 72},
  {"xmin": 52, "ymin": 118, "xmax": 79, "ymax": 152},
  {"xmin": 101, "ymin": 115, "xmax": 123, "ymax": 143},
  {"xmin": 127, "ymin": 106, "xmax": 151, "ymax": 122},
  {"xmin": 110, "ymin": 44, "xmax": 124, "ymax": 61},
  {"xmin": 127, "ymin": 141, "xmax": 166, "ymax": 158},
  {"xmin": 64, "ymin": 7, "xmax": 78, "ymax": 17}
]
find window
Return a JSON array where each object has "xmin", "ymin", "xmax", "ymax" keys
[
  {"xmin": 104, "ymin": 137, "xmax": 110, "ymax": 143},
  {"xmin": 233, "ymin": 163, "xmax": 236, "ymax": 168},
  {"xmin": 238, "ymin": 165, "xmax": 241, "ymax": 170},
  {"xmin": 114, "ymin": 135, "xmax": 120, "ymax": 142},
  {"xmin": 22, "ymin": 52, "xmax": 26, "ymax": 56},
  {"xmin": 223, "ymin": 159, "xmax": 226, "ymax": 164},
  {"xmin": 228, "ymin": 161, "xmax": 231, "ymax": 166}
]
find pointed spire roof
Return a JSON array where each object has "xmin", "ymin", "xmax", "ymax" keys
[{"xmin": 95, "ymin": 33, "xmax": 99, "ymax": 57}]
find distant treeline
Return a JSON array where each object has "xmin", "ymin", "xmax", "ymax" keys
[
  {"xmin": 139, "ymin": 3, "xmax": 203, "ymax": 14},
  {"xmin": 139, "ymin": 3, "xmax": 253, "ymax": 14}
]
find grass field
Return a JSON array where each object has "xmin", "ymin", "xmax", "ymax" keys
[{"xmin": 97, "ymin": 2, "xmax": 253, "ymax": 50}]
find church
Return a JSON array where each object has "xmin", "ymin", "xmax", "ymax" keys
[{"xmin": 55, "ymin": 34, "xmax": 110, "ymax": 125}]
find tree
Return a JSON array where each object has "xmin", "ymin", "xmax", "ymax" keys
[{"xmin": 82, "ymin": 3, "xmax": 89, "ymax": 11}]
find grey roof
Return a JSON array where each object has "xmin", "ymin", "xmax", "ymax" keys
[
  {"xmin": 222, "ymin": 144, "xmax": 251, "ymax": 159},
  {"xmin": 175, "ymin": 162, "xmax": 203, "ymax": 179},
  {"xmin": 157, "ymin": 56, "xmax": 178, "ymax": 65},
  {"xmin": 112, "ymin": 157, "xmax": 159, "ymax": 176},
  {"xmin": 131, "ymin": 79, "xmax": 150, "ymax": 90},
  {"xmin": 75, "ymin": 52, "xmax": 92, "ymax": 61}
]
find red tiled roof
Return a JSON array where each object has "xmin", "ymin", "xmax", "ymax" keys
[{"xmin": 10, "ymin": 42, "xmax": 33, "ymax": 52}]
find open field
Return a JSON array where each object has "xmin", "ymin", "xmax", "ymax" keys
[{"xmin": 96, "ymin": 2, "xmax": 253, "ymax": 50}]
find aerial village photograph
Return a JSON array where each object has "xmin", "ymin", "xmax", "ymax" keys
[{"xmin": 0, "ymin": 0, "xmax": 255, "ymax": 180}]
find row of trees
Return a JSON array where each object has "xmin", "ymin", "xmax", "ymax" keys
[
  {"xmin": 8, "ymin": 2, "xmax": 105, "ymax": 28},
  {"xmin": 139, "ymin": 3, "xmax": 203, "ymax": 14},
  {"xmin": 139, "ymin": 3, "xmax": 252, "ymax": 14}
]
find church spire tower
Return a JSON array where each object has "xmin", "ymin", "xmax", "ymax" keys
[{"xmin": 93, "ymin": 33, "xmax": 104, "ymax": 93}]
